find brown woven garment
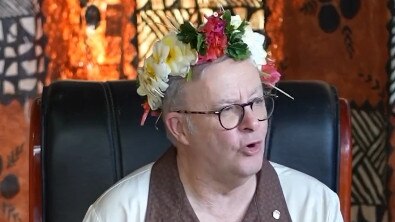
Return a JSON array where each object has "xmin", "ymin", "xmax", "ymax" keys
[{"xmin": 145, "ymin": 147, "xmax": 292, "ymax": 222}]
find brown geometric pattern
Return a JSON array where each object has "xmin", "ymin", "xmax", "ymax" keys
[
  {"xmin": 135, "ymin": 0, "xmax": 265, "ymax": 67},
  {"xmin": 387, "ymin": 0, "xmax": 395, "ymax": 219},
  {"xmin": 350, "ymin": 101, "xmax": 389, "ymax": 222},
  {"xmin": 0, "ymin": 1, "xmax": 45, "ymax": 105}
]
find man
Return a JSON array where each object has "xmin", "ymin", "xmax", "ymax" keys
[{"xmin": 83, "ymin": 10, "xmax": 343, "ymax": 222}]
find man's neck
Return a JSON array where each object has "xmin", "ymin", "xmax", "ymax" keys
[{"xmin": 176, "ymin": 153, "xmax": 257, "ymax": 221}]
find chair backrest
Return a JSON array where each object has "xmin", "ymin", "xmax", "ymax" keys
[{"xmin": 29, "ymin": 80, "xmax": 351, "ymax": 222}]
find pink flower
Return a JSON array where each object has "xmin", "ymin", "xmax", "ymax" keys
[
  {"xmin": 198, "ymin": 14, "xmax": 228, "ymax": 63},
  {"xmin": 140, "ymin": 101, "xmax": 151, "ymax": 126},
  {"xmin": 140, "ymin": 101, "xmax": 161, "ymax": 126},
  {"xmin": 261, "ymin": 59, "xmax": 281, "ymax": 85}
]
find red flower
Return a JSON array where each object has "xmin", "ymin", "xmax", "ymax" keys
[{"xmin": 198, "ymin": 13, "xmax": 228, "ymax": 63}]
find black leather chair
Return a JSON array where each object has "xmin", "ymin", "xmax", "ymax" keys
[{"xmin": 29, "ymin": 80, "xmax": 351, "ymax": 222}]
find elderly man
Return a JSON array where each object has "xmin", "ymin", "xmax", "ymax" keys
[{"xmin": 83, "ymin": 10, "xmax": 343, "ymax": 222}]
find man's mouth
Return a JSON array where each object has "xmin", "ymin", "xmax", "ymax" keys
[{"xmin": 240, "ymin": 141, "xmax": 262, "ymax": 156}]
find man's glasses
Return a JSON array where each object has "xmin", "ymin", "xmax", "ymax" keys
[{"xmin": 175, "ymin": 96, "xmax": 275, "ymax": 130}]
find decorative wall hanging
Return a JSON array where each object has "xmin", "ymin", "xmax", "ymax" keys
[
  {"xmin": 0, "ymin": 1, "xmax": 43, "ymax": 221},
  {"xmin": 0, "ymin": 0, "xmax": 45, "ymax": 105},
  {"xmin": 42, "ymin": 0, "xmax": 137, "ymax": 81},
  {"xmin": 135, "ymin": 0, "xmax": 266, "ymax": 67},
  {"xmin": 266, "ymin": 0, "xmax": 390, "ymax": 221}
]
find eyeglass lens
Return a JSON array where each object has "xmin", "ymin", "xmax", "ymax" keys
[{"xmin": 219, "ymin": 97, "xmax": 274, "ymax": 129}]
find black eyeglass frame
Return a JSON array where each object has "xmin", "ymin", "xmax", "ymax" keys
[{"xmin": 175, "ymin": 94, "xmax": 277, "ymax": 130}]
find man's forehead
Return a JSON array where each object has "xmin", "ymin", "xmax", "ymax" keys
[
  {"xmin": 217, "ymin": 84, "xmax": 263, "ymax": 99},
  {"xmin": 203, "ymin": 58, "xmax": 256, "ymax": 74},
  {"xmin": 185, "ymin": 60, "xmax": 262, "ymax": 102},
  {"xmin": 201, "ymin": 85, "xmax": 264, "ymax": 108}
]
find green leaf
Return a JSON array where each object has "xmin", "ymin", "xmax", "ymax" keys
[
  {"xmin": 223, "ymin": 10, "xmax": 233, "ymax": 34},
  {"xmin": 229, "ymin": 31, "xmax": 243, "ymax": 43},
  {"xmin": 226, "ymin": 42, "xmax": 251, "ymax": 60},
  {"xmin": 196, "ymin": 33, "xmax": 204, "ymax": 52},
  {"xmin": 177, "ymin": 22, "xmax": 198, "ymax": 44},
  {"xmin": 186, "ymin": 69, "xmax": 193, "ymax": 81},
  {"xmin": 179, "ymin": 22, "xmax": 196, "ymax": 34},
  {"xmin": 237, "ymin": 20, "xmax": 248, "ymax": 33},
  {"xmin": 222, "ymin": 10, "xmax": 231, "ymax": 23},
  {"xmin": 199, "ymin": 43, "xmax": 207, "ymax": 55}
]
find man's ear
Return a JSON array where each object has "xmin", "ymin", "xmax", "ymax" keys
[{"xmin": 164, "ymin": 112, "xmax": 190, "ymax": 146}]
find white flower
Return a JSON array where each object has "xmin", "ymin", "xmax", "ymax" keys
[
  {"xmin": 230, "ymin": 15, "xmax": 242, "ymax": 28},
  {"xmin": 137, "ymin": 56, "xmax": 171, "ymax": 110},
  {"xmin": 243, "ymin": 26, "xmax": 267, "ymax": 67},
  {"xmin": 153, "ymin": 32, "xmax": 197, "ymax": 76},
  {"xmin": 137, "ymin": 32, "xmax": 198, "ymax": 110},
  {"xmin": 176, "ymin": 43, "xmax": 198, "ymax": 77},
  {"xmin": 231, "ymin": 15, "xmax": 267, "ymax": 67}
]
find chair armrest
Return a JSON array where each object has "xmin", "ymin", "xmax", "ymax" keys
[
  {"xmin": 339, "ymin": 98, "xmax": 352, "ymax": 222},
  {"xmin": 29, "ymin": 97, "xmax": 42, "ymax": 222}
]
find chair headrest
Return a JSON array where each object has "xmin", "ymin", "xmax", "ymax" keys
[
  {"xmin": 41, "ymin": 80, "xmax": 339, "ymax": 221},
  {"xmin": 267, "ymin": 81, "xmax": 339, "ymax": 191}
]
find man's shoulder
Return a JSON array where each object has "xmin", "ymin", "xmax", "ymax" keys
[
  {"xmin": 83, "ymin": 163, "xmax": 153, "ymax": 222},
  {"xmin": 98, "ymin": 162, "xmax": 153, "ymax": 201},
  {"xmin": 270, "ymin": 161, "xmax": 337, "ymax": 197},
  {"xmin": 270, "ymin": 162, "xmax": 329, "ymax": 189},
  {"xmin": 270, "ymin": 162, "xmax": 343, "ymax": 222}
]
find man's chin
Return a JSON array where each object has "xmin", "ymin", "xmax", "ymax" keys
[{"xmin": 237, "ymin": 156, "xmax": 263, "ymax": 177}]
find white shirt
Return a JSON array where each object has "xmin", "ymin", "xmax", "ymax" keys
[{"xmin": 83, "ymin": 162, "xmax": 343, "ymax": 222}]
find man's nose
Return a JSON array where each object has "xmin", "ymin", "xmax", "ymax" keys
[{"xmin": 239, "ymin": 106, "xmax": 259, "ymax": 131}]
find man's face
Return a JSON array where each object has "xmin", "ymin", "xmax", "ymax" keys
[{"xmin": 183, "ymin": 58, "xmax": 267, "ymax": 180}]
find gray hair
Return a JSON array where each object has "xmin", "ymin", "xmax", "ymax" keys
[{"xmin": 162, "ymin": 56, "xmax": 231, "ymax": 116}]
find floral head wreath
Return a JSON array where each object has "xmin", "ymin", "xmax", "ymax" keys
[{"xmin": 137, "ymin": 9, "xmax": 292, "ymax": 125}]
